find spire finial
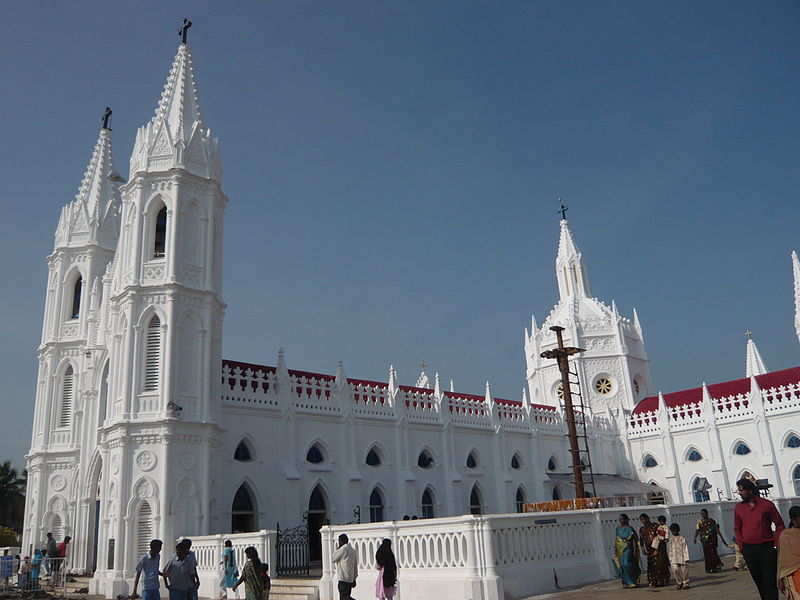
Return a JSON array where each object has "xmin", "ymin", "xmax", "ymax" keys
[
  {"xmin": 745, "ymin": 329, "xmax": 753, "ymax": 339},
  {"xmin": 101, "ymin": 107, "xmax": 112, "ymax": 130},
  {"xmin": 179, "ymin": 18, "xmax": 192, "ymax": 45},
  {"xmin": 558, "ymin": 198, "xmax": 568, "ymax": 221}
]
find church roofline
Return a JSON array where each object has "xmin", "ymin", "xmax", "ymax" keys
[{"xmin": 632, "ymin": 364, "xmax": 800, "ymax": 415}]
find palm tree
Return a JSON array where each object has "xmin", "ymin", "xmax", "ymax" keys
[{"xmin": 0, "ymin": 461, "xmax": 25, "ymax": 529}]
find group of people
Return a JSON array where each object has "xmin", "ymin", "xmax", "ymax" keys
[
  {"xmin": 132, "ymin": 538, "xmax": 271, "ymax": 600},
  {"xmin": 3, "ymin": 532, "xmax": 71, "ymax": 591},
  {"xmin": 613, "ymin": 477, "xmax": 800, "ymax": 599},
  {"xmin": 331, "ymin": 533, "xmax": 397, "ymax": 600}
]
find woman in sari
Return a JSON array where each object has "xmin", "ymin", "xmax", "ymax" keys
[
  {"xmin": 778, "ymin": 506, "xmax": 800, "ymax": 599},
  {"xmin": 374, "ymin": 538, "xmax": 397, "ymax": 599},
  {"xmin": 614, "ymin": 514, "xmax": 641, "ymax": 589},
  {"xmin": 693, "ymin": 508, "xmax": 726, "ymax": 573},
  {"xmin": 232, "ymin": 547, "xmax": 266, "ymax": 600},
  {"xmin": 30, "ymin": 550, "xmax": 43, "ymax": 590},
  {"xmin": 638, "ymin": 514, "xmax": 668, "ymax": 587}
]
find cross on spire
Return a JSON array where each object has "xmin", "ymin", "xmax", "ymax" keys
[
  {"xmin": 101, "ymin": 107, "xmax": 112, "ymax": 130},
  {"xmin": 558, "ymin": 198, "xmax": 568, "ymax": 221},
  {"xmin": 179, "ymin": 18, "xmax": 192, "ymax": 45},
  {"xmin": 419, "ymin": 361, "xmax": 428, "ymax": 370},
  {"xmin": 745, "ymin": 330, "xmax": 753, "ymax": 339}
]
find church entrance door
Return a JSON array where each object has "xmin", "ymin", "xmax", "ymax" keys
[{"xmin": 307, "ymin": 486, "xmax": 328, "ymax": 564}]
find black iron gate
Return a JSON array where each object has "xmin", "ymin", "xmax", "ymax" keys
[{"xmin": 275, "ymin": 522, "xmax": 310, "ymax": 577}]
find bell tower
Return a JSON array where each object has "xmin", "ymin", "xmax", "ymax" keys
[{"xmin": 92, "ymin": 32, "xmax": 226, "ymax": 594}]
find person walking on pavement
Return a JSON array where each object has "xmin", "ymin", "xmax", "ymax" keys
[
  {"xmin": 131, "ymin": 539, "xmax": 163, "ymax": 600},
  {"xmin": 331, "ymin": 533, "xmax": 358, "ymax": 600},
  {"xmin": 733, "ymin": 478, "xmax": 785, "ymax": 600}
]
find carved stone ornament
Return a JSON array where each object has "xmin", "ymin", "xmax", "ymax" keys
[
  {"xmin": 136, "ymin": 450, "xmax": 157, "ymax": 472},
  {"xmin": 179, "ymin": 451, "xmax": 196, "ymax": 470},
  {"xmin": 111, "ymin": 453, "xmax": 120, "ymax": 474},
  {"xmin": 50, "ymin": 474, "xmax": 67, "ymax": 492},
  {"xmin": 136, "ymin": 480, "xmax": 154, "ymax": 498}
]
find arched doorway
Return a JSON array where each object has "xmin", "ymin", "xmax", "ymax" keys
[
  {"xmin": 307, "ymin": 485, "xmax": 328, "ymax": 564},
  {"xmin": 231, "ymin": 483, "xmax": 257, "ymax": 532},
  {"xmin": 85, "ymin": 458, "xmax": 102, "ymax": 573}
]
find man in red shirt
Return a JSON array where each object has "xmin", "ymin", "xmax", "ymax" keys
[{"xmin": 733, "ymin": 478, "xmax": 785, "ymax": 600}]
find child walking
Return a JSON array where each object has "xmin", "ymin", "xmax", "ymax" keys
[
  {"xmin": 728, "ymin": 536, "xmax": 748, "ymax": 571},
  {"xmin": 668, "ymin": 523, "xmax": 690, "ymax": 590}
]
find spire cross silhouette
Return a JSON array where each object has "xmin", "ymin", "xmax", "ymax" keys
[
  {"xmin": 179, "ymin": 18, "xmax": 192, "ymax": 44},
  {"xmin": 745, "ymin": 330, "xmax": 753, "ymax": 339},
  {"xmin": 101, "ymin": 107, "xmax": 112, "ymax": 130},
  {"xmin": 419, "ymin": 361, "xmax": 428, "ymax": 370},
  {"xmin": 558, "ymin": 199, "xmax": 568, "ymax": 220}
]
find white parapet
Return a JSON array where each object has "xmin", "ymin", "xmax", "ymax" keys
[{"xmin": 320, "ymin": 497, "xmax": 800, "ymax": 600}]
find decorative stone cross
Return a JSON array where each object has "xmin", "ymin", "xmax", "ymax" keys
[
  {"xmin": 101, "ymin": 107, "xmax": 112, "ymax": 130},
  {"xmin": 179, "ymin": 18, "xmax": 192, "ymax": 44},
  {"xmin": 745, "ymin": 330, "xmax": 753, "ymax": 339},
  {"xmin": 558, "ymin": 198, "xmax": 568, "ymax": 220}
]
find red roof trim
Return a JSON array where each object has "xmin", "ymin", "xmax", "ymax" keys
[{"xmin": 632, "ymin": 365, "xmax": 800, "ymax": 415}]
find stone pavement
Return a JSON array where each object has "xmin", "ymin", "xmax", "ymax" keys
[{"xmin": 524, "ymin": 555, "xmax": 764, "ymax": 599}]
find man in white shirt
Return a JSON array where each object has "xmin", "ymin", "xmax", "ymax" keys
[
  {"xmin": 331, "ymin": 534, "xmax": 358, "ymax": 600},
  {"xmin": 131, "ymin": 539, "xmax": 163, "ymax": 600}
]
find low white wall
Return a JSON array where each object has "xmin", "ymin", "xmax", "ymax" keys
[{"xmin": 320, "ymin": 497, "xmax": 800, "ymax": 600}]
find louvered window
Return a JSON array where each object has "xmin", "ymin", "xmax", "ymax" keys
[
  {"xmin": 59, "ymin": 366, "xmax": 74, "ymax": 428},
  {"xmin": 136, "ymin": 502, "xmax": 153, "ymax": 558},
  {"xmin": 50, "ymin": 515, "xmax": 63, "ymax": 543},
  {"xmin": 71, "ymin": 276, "xmax": 82, "ymax": 319},
  {"xmin": 144, "ymin": 315, "xmax": 161, "ymax": 391}
]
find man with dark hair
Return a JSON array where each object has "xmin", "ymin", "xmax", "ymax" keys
[
  {"xmin": 733, "ymin": 478, "xmax": 785, "ymax": 600},
  {"xmin": 331, "ymin": 533, "xmax": 357, "ymax": 600},
  {"xmin": 45, "ymin": 533, "xmax": 57, "ymax": 578}
]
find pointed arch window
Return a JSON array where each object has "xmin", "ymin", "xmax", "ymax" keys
[
  {"xmin": 511, "ymin": 453, "xmax": 522, "ymax": 470},
  {"xmin": 469, "ymin": 484, "xmax": 483, "ymax": 515},
  {"xmin": 417, "ymin": 449, "xmax": 434, "ymax": 469},
  {"xmin": 793, "ymin": 465, "xmax": 800, "ymax": 495},
  {"xmin": 59, "ymin": 366, "xmax": 74, "ymax": 428},
  {"xmin": 466, "ymin": 451, "xmax": 478, "ymax": 469},
  {"xmin": 144, "ymin": 315, "xmax": 161, "ymax": 392},
  {"xmin": 643, "ymin": 454, "xmax": 658, "ymax": 469},
  {"xmin": 687, "ymin": 449, "xmax": 702, "ymax": 462},
  {"xmin": 136, "ymin": 502, "xmax": 153, "ymax": 559},
  {"xmin": 515, "ymin": 487, "xmax": 526, "ymax": 513},
  {"xmin": 552, "ymin": 486, "xmax": 562, "ymax": 501},
  {"xmin": 231, "ymin": 483, "xmax": 257, "ymax": 532},
  {"xmin": 735, "ymin": 442, "xmax": 752, "ymax": 456},
  {"xmin": 234, "ymin": 440, "xmax": 253, "ymax": 462},
  {"xmin": 366, "ymin": 447, "xmax": 382, "ymax": 467},
  {"xmin": 306, "ymin": 444, "xmax": 325, "ymax": 464},
  {"xmin": 50, "ymin": 514, "xmax": 63, "ymax": 544},
  {"xmin": 153, "ymin": 205, "xmax": 167, "ymax": 258},
  {"xmin": 547, "ymin": 456, "xmax": 557, "ymax": 471},
  {"xmin": 787, "ymin": 435, "xmax": 800, "ymax": 449},
  {"xmin": 70, "ymin": 276, "xmax": 83, "ymax": 319},
  {"xmin": 421, "ymin": 488, "xmax": 435, "ymax": 519},
  {"xmin": 369, "ymin": 488, "xmax": 385, "ymax": 523}
]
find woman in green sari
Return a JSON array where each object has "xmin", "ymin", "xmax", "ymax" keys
[
  {"xmin": 614, "ymin": 513, "xmax": 641, "ymax": 589},
  {"xmin": 232, "ymin": 547, "xmax": 266, "ymax": 600}
]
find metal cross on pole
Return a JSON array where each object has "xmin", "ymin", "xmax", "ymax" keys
[
  {"xmin": 540, "ymin": 325, "xmax": 586, "ymax": 499},
  {"xmin": 179, "ymin": 18, "xmax": 192, "ymax": 44}
]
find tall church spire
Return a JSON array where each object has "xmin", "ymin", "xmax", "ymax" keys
[
  {"xmin": 130, "ymin": 42, "xmax": 221, "ymax": 180},
  {"xmin": 793, "ymin": 251, "xmax": 800, "ymax": 344},
  {"xmin": 745, "ymin": 331, "xmax": 768, "ymax": 377},
  {"xmin": 54, "ymin": 125, "xmax": 121, "ymax": 251},
  {"xmin": 555, "ymin": 218, "xmax": 591, "ymax": 300}
]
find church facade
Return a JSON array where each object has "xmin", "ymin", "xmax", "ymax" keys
[{"xmin": 21, "ymin": 38, "xmax": 800, "ymax": 595}]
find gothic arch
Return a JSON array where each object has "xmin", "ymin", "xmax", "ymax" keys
[
  {"xmin": 688, "ymin": 473, "xmax": 711, "ymax": 502},
  {"xmin": 420, "ymin": 486, "xmax": 436, "ymax": 519},
  {"xmin": 368, "ymin": 484, "xmax": 388, "ymax": 522},
  {"xmin": 683, "ymin": 445, "xmax": 704, "ymax": 462},
  {"xmin": 515, "ymin": 485, "xmax": 527, "ymax": 512},
  {"xmin": 97, "ymin": 359, "xmax": 110, "ymax": 426},
  {"xmin": 144, "ymin": 193, "xmax": 171, "ymax": 214},
  {"xmin": 126, "ymin": 477, "xmax": 159, "ymax": 520},
  {"xmin": 135, "ymin": 305, "xmax": 167, "ymax": 329},
  {"xmin": 469, "ymin": 482, "xmax": 484, "ymax": 514},
  {"xmin": 306, "ymin": 479, "xmax": 332, "ymax": 511},
  {"xmin": 641, "ymin": 453, "xmax": 659, "ymax": 468},
  {"xmin": 62, "ymin": 267, "xmax": 85, "ymax": 320},
  {"xmin": 230, "ymin": 480, "xmax": 259, "ymax": 533},
  {"xmin": 304, "ymin": 438, "xmax": 331, "ymax": 464},
  {"xmin": 731, "ymin": 439, "xmax": 753, "ymax": 456},
  {"xmin": 55, "ymin": 359, "xmax": 78, "ymax": 429},
  {"xmin": 84, "ymin": 451, "xmax": 103, "ymax": 498},
  {"xmin": 465, "ymin": 448, "xmax": 481, "ymax": 469},
  {"xmin": 783, "ymin": 431, "xmax": 800, "ymax": 448},
  {"xmin": 364, "ymin": 442, "xmax": 387, "ymax": 466},
  {"xmin": 233, "ymin": 435, "xmax": 259, "ymax": 462},
  {"xmin": 416, "ymin": 446, "xmax": 435, "ymax": 469},
  {"xmin": 791, "ymin": 463, "xmax": 800, "ymax": 495},
  {"xmin": 737, "ymin": 469, "xmax": 757, "ymax": 483}
]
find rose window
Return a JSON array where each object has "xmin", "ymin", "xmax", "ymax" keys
[{"xmin": 595, "ymin": 377, "xmax": 613, "ymax": 395}]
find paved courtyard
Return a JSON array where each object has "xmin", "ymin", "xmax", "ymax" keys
[{"xmin": 525, "ymin": 555, "xmax": 762, "ymax": 600}]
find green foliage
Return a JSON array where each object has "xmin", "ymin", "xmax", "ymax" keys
[
  {"xmin": 0, "ymin": 526, "xmax": 18, "ymax": 546},
  {"xmin": 0, "ymin": 461, "xmax": 25, "ymax": 531}
]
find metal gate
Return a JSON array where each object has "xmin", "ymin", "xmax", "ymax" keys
[{"xmin": 275, "ymin": 522, "xmax": 310, "ymax": 577}]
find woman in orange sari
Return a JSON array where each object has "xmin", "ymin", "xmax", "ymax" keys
[{"xmin": 778, "ymin": 506, "xmax": 800, "ymax": 599}]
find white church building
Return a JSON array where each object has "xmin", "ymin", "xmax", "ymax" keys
[{"xmin": 22, "ymin": 36, "xmax": 800, "ymax": 594}]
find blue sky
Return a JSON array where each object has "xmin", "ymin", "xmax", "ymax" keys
[{"xmin": 1, "ymin": 1, "xmax": 799, "ymax": 469}]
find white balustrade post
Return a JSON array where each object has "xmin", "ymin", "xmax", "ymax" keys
[
  {"xmin": 320, "ymin": 526, "xmax": 334, "ymax": 600},
  {"xmin": 592, "ymin": 510, "xmax": 613, "ymax": 579},
  {"xmin": 479, "ymin": 517, "xmax": 503, "ymax": 600}
]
